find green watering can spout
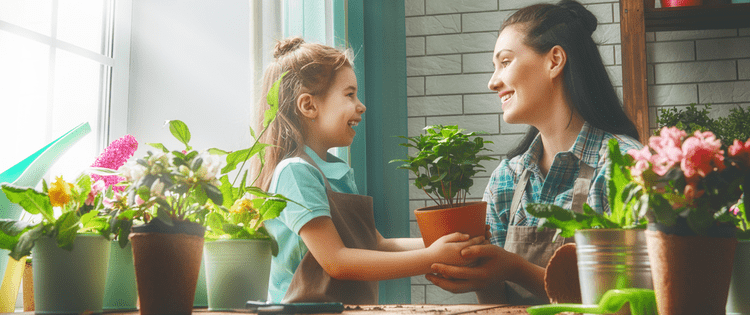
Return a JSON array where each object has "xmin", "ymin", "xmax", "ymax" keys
[
  {"xmin": 0, "ymin": 122, "xmax": 91, "ymax": 311},
  {"xmin": 526, "ymin": 288, "xmax": 658, "ymax": 315}
]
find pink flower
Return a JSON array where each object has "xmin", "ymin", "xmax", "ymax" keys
[
  {"xmin": 730, "ymin": 204, "xmax": 741, "ymax": 216},
  {"xmin": 650, "ymin": 153, "xmax": 675, "ymax": 177},
  {"xmin": 650, "ymin": 127, "xmax": 686, "ymax": 162},
  {"xmin": 628, "ymin": 146, "xmax": 652, "ymax": 177},
  {"xmin": 91, "ymin": 134, "xmax": 138, "ymax": 192},
  {"xmin": 681, "ymin": 131, "xmax": 725, "ymax": 179},
  {"xmin": 85, "ymin": 180, "xmax": 106, "ymax": 206},
  {"xmin": 728, "ymin": 139, "xmax": 750, "ymax": 169}
]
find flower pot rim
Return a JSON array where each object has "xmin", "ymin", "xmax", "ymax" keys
[
  {"xmin": 647, "ymin": 221, "xmax": 736, "ymax": 238},
  {"xmin": 204, "ymin": 238, "xmax": 272, "ymax": 243},
  {"xmin": 130, "ymin": 218, "xmax": 205, "ymax": 236},
  {"xmin": 415, "ymin": 200, "xmax": 487, "ymax": 212}
]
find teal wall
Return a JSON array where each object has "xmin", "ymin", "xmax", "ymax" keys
[{"xmin": 358, "ymin": 0, "xmax": 410, "ymax": 304}]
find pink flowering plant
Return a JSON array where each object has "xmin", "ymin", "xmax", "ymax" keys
[{"xmin": 625, "ymin": 127, "xmax": 750, "ymax": 237}]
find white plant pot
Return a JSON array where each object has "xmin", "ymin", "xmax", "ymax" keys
[
  {"xmin": 31, "ymin": 234, "xmax": 110, "ymax": 314},
  {"xmin": 102, "ymin": 241, "xmax": 137, "ymax": 310},
  {"xmin": 727, "ymin": 240, "xmax": 750, "ymax": 315},
  {"xmin": 204, "ymin": 239, "xmax": 272, "ymax": 310}
]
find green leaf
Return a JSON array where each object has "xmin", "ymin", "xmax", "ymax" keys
[
  {"xmin": 648, "ymin": 194, "xmax": 677, "ymax": 226},
  {"xmin": 54, "ymin": 211, "xmax": 79, "ymax": 250},
  {"xmin": 221, "ymin": 144, "xmax": 273, "ymax": 174},
  {"xmin": 117, "ymin": 219, "xmax": 132, "ymax": 248},
  {"xmin": 88, "ymin": 167, "xmax": 120, "ymax": 175},
  {"xmin": 79, "ymin": 211, "xmax": 98, "ymax": 227},
  {"xmin": 11, "ymin": 224, "xmax": 45, "ymax": 260},
  {"xmin": 202, "ymin": 183, "xmax": 223, "ymax": 206},
  {"xmin": 167, "ymin": 120, "xmax": 192, "ymax": 151},
  {"xmin": 1, "ymin": 184, "xmax": 54, "ymax": 221},
  {"xmin": 146, "ymin": 142, "xmax": 170, "ymax": 153},
  {"xmin": 208, "ymin": 148, "xmax": 229, "ymax": 155},
  {"xmin": 156, "ymin": 205, "xmax": 174, "ymax": 226},
  {"xmin": 218, "ymin": 175, "xmax": 235, "ymax": 208},
  {"xmin": 257, "ymin": 199, "xmax": 287, "ymax": 228},
  {"xmin": 206, "ymin": 212, "xmax": 225, "ymax": 233},
  {"xmin": 264, "ymin": 71, "xmax": 288, "ymax": 128},
  {"xmin": 0, "ymin": 220, "xmax": 33, "ymax": 237},
  {"xmin": 0, "ymin": 220, "xmax": 34, "ymax": 253}
]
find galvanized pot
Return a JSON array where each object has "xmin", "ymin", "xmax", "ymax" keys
[{"xmin": 574, "ymin": 229, "xmax": 653, "ymax": 314}]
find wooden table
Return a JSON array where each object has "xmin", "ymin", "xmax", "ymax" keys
[{"xmin": 10, "ymin": 305, "xmax": 530, "ymax": 315}]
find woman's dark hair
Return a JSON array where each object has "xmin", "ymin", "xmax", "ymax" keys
[{"xmin": 503, "ymin": 0, "xmax": 640, "ymax": 159}]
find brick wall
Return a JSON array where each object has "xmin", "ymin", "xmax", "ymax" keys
[{"xmin": 404, "ymin": 0, "xmax": 750, "ymax": 304}]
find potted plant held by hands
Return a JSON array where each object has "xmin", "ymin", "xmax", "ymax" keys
[
  {"xmin": 391, "ymin": 125, "xmax": 496, "ymax": 246},
  {"xmin": 200, "ymin": 73, "xmax": 300, "ymax": 310},
  {"xmin": 0, "ymin": 174, "xmax": 112, "ymax": 314}
]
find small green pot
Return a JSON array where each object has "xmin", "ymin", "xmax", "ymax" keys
[
  {"xmin": 203, "ymin": 239, "xmax": 273, "ymax": 310},
  {"xmin": 102, "ymin": 241, "xmax": 137, "ymax": 310},
  {"xmin": 31, "ymin": 234, "xmax": 110, "ymax": 314},
  {"xmin": 727, "ymin": 240, "xmax": 750, "ymax": 315}
]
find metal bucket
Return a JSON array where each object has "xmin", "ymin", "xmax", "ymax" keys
[{"xmin": 574, "ymin": 229, "xmax": 653, "ymax": 314}]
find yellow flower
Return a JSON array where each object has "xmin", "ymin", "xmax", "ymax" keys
[
  {"xmin": 49, "ymin": 176, "xmax": 74, "ymax": 207},
  {"xmin": 230, "ymin": 198, "xmax": 254, "ymax": 214}
]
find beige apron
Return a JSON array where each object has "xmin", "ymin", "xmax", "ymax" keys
[
  {"xmin": 503, "ymin": 160, "xmax": 595, "ymax": 305},
  {"xmin": 282, "ymin": 153, "xmax": 379, "ymax": 304}
]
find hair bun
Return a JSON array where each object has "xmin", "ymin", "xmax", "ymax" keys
[
  {"xmin": 274, "ymin": 37, "xmax": 305, "ymax": 58},
  {"xmin": 559, "ymin": 0, "xmax": 597, "ymax": 35}
]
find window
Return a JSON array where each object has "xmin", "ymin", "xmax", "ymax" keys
[{"xmin": 0, "ymin": 0, "xmax": 130, "ymax": 181}]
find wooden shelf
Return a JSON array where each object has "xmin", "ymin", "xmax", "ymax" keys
[
  {"xmin": 645, "ymin": 3, "xmax": 750, "ymax": 31},
  {"xmin": 619, "ymin": 0, "xmax": 750, "ymax": 143}
]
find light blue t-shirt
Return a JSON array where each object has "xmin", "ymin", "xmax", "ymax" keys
[{"xmin": 264, "ymin": 146, "xmax": 359, "ymax": 303}]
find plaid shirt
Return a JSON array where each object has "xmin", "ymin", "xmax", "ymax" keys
[{"xmin": 484, "ymin": 122, "xmax": 642, "ymax": 247}]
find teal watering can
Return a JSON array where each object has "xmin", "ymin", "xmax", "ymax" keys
[{"xmin": 0, "ymin": 122, "xmax": 91, "ymax": 310}]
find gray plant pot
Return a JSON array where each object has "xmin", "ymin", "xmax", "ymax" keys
[
  {"xmin": 203, "ymin": 239, "xmax": 272, "ymax": 310},
  {"xmin": 102, "ymin": 241, "xmax": 137, "ymax": 310},
  {"xmin": 31, "ymin": 234, "xmax": 110, "ymax": 314},
  {"xmin": 727, "ymin": 240, "xmax": 750, "ymax": 315},
  {"xmin": 574, "ymin": 229, "xmax": 653, "ymax": 314}
]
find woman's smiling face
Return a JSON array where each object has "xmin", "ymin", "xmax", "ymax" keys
[{"xmin": 488, "ymin": 24, "xmax": 553, "ymax": 126}]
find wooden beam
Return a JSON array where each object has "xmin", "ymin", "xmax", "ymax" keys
[{"xmin": 620, "ymin": 0, "xmax": 650, "ymax": 144}]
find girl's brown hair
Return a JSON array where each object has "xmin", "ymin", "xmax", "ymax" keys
[{"xmin": 251, "ymin": 37, "xmax": 353, "ymax": 191}]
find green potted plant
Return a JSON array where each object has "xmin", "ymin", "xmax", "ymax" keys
[
  {"xmin": 0, "ymin": 173, "xmax": 112, "ymax": 314},
  {"xmin": 526, "ymin": 139, "xmax": 652, "ymax": 311},
  {"xmin": 391, "ymin": 125, "xmax": 496, "ymax": 246},
  {"xmin": 116, "ymin": 119, "xmax": 224, "ymax": 315},
  {"xmin": 199, "ymin": 73, "xmax": 301, "ymax": 310}
]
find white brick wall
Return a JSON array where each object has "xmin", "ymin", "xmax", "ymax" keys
[{"xmin": 403, "ymin": 0, "xmax": 749, "ymax": 304}]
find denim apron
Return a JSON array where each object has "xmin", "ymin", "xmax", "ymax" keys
[{"xmin": 282, "ymin": 153, "xmax": 379, "ymax": 304}]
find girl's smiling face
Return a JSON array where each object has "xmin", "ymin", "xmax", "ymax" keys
[
  {"xmin": 314, "ymin": 66, "xmax": 366, "ymax": 150},
  {"xmin": 488, "ymin": 24, "xmax": 554, "ymax": 126}
]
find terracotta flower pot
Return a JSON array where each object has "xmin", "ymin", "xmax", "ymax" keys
[
  {"xmin": 414, "ymin": 201, "xmax": 486, "ymax": 247},
  {"xmin": 130, "ymin": 219, "xmax": 205, "ymax": 315},
  {"xmin": 646, "ymin": 222, "xmax": 737, "ymax": 315},
  {"xmin": 661, "ymin": 0, "xmax": 703, "ymax": 6}
]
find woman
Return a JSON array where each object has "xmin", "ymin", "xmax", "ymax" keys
[{"xmin": 425, "ymin": 0, "xmax": 642, "ymax": 304}]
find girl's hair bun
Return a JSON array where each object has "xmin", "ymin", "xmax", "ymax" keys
[
  {"xmin": 559, "ymin": 0, "xmax": 597, "ymax": 36},
  {"xmin": 274, "ymin": 37, "xmax": 305, "ymax": 58}
]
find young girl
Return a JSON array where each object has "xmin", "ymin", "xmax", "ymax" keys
[{"xmin": 251, "ymin": 37, "xmax": 484, "ymax": 304}]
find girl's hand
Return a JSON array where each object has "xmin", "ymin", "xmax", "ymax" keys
[
  {"xmin": 426, "ymin": 243, "xmax": 517, "ymax": 293},
  {"xmin": 427, "ymin": 232, "xmax": 485, "ymax": 267}
]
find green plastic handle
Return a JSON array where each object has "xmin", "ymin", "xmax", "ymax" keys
[{"xmin": 526, "ymin": 288, "xmax": 658, "ymax": 315}]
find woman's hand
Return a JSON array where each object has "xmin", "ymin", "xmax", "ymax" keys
[
  {"xmin": 426, "ymin": 243, "xmax": 516, "ymax": 294},
  {"xmin": 427, "ymin": 232, "xmax": 485, "ymax": 267}
]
